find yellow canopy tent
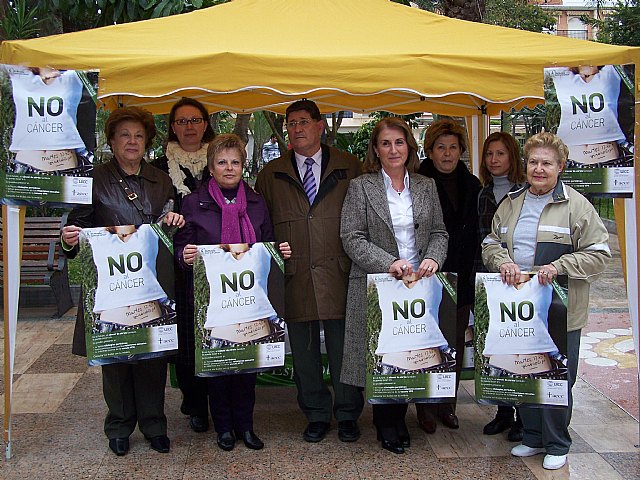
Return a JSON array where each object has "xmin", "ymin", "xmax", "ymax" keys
[
  {"xmin": 1, "ymin": 0, "xmax": 640, "ymax": 459},
  {"xmin": 1, "ymin": 0, "xmax": 639, "ymax": 116}
]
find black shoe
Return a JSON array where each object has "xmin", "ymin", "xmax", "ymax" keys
[
  {"xmin": 189, "ymin": 415, "xmax": 209, "ymax": 433},
  {"xmin": 303, "ymin": 421, "xmax": 330, "ymax": 443},
  {"xmin": 108, "ymin": 437, "xmax": 129, "ymax": 456},
  {"xmin": 507, "ymin": 418, "xmax": 524, "ymax": 442},
  {"xmin": 236, "ymin": 430, "xmax": 264, "ymax": 450},
  {"xmin": 217, "ymin": 431, "xmax": 236, "ymax": 451},
  {"xmin": 148, "ymin": 435, "xmax": 170, "ymax": 453},
  {"xmin": 376, "ymin": 427, "xmax": 404, "ymax": 454},
  {"xmin": 483, "ymin": 415, "xmax": 513, "ymax": 435},
  {"xmin": 338, "ymin": 420, "xmax": 361, "ymax": 442},
  {"xmin": 397, "ymin": 422, "xmax": 410, "ymax": 448}
]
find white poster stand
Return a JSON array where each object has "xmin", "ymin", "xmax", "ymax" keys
[{"xmin": 2, "ymin": 204, "xmax": 23, "ymax": 459}]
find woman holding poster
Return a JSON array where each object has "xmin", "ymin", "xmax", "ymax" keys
[
  {"xmin": 477, "ymin": 132, "xmax": 526, "ymax": 441},
  {"xmin": 60, "ymin": 106, "xmax": 184, "ymax": 457},
  {"xmin": 482, "ymin": 132, "xmax": 610, "ymax": 470},
  {"xmin": 340, "ymin": 117, "xmax": 448, "ymax": 454},
  {"xmin": 153, "ymin": 98, "xmax": 216, "ymax": 435},
  {"xmin": 175, "ymin": 133, "xmax": 290, "ymax": 452},
  {"xmin": 418, "ymin": 119, "xmax": 481, "ymax": 432}
]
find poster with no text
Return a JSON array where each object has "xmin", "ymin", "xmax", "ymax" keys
[
  {"xmin": 365, "ymin": 272, "xmax": 458, "ymax": 404},
  {"xmin": 544, "ymin": 64, "xmax": 635, "ymax": 196},
  {"xmin": 0, "ymin": 64, "xmax": 98, "ymax": 206},
  {"xmin": 78, "ymin": 223, "xmax": 178, "ymax": 366},
  {"xmin": 474, "ymin": 273, "xmax": 568, "ymax": 407},
  {"xmin": 194, "ymin": 242, "xmax": 285, "ymax": 376}
]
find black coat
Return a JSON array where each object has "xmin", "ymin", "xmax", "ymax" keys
[{"xmin": 418, "ymin": 158, "xmax": 481, "ymax": 307}]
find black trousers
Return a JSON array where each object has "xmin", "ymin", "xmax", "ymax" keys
[
  {"xmin": 372, "ymin": 403, "xmax": 408, "ymax": 429},
  {"xmin": 102, "ymin": 357, "xmax": 168, "ymax": 439},
  {"xmin": 287, "ymin": 319, "xmax": 364, "ymax": 423},
  {"xmin": 208, "ymin": 373, "xmax": 257, "ymax": 433},
  {"xmin": 175, "ymin": 363, "xmax": 209, "ymax": 417}
]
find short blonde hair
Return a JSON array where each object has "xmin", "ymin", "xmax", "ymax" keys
[
  {"xmin": 207, "ymin": 133, "xmax": 247, "ymax": 170},
  {"xmin": 523, "ymin": 132, "xmax": 568, "ymax": 168}
]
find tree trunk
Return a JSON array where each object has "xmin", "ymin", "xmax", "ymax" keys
[
  {"xmin": 324, "ymin": 112, "xmax": 345, "ymax": 147},
  {"xmin": 440, "ymin": 0, "xmax": 485, "ymax": 22},
  {"xmin": 233, "ymin": 113, "xmax": 251, "ymax": 144}
]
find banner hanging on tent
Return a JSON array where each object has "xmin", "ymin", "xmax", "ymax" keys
[
  {"xmin": 544, "ymin": 64, "xmax": 635, "ymax": 197},
  {"xmin": 0, "ymin": 64, "xmax": 98, "ymax": 206}
]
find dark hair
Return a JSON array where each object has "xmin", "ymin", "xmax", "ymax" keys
[
  {"xmin": 207, "ymin": 133, "xmax": 247, "ymax": 170},
  {"xmin": 479, "ymin": 132, "xmax": 525, "ymax": 186},
  {"xmin": 423, "ymin": 119, "xmax": 468, "ymax": 156},
  {"xmin": 363, "ymin": 117, "xmax": 420, "ymax": 174},
  {"xmin": 105, "ymin": 106, "xmax": 156, "ymax": 150},
  {"xmin": 285, "ymin": 99, "xmax": 322, "ymax": 122},
  {"xmin": 167, "ymin": 97, "xmax": 215, "ymax": 143}
]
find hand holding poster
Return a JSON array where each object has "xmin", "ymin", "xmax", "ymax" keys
[
  {"xmin": 544, "ymin": 64, "xmax": 635, "ymax": 196},
  {"xmin": 194, "ymin": 242, "xmax": 285, "ymax": 376},
  {"xmin": 474, "ymin": 272, "xmax": 569, "ymax": 407},
  {"xmin": 366, "ymin": 272, "xmax": 457, "ymax": 403},
  {"xmin": 78, "ymin": 224, "xmax": 178, "ymax": 366},
  {"xmin": 0, "ymin": 64, "xmax": 97, "ymax": 206}
]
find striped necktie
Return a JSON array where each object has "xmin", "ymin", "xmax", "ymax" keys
[{"xmin": 303, "ymin": 157, "xmax": 317, "ymax": 204}]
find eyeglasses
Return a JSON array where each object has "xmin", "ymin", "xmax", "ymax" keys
[
  {"xmin": 286, "ymin": 119, "xmax": 314, "ymax": 129},
  {"xmin": 174, "ymin": 117, "xmax": 204, "ymax": 126}
]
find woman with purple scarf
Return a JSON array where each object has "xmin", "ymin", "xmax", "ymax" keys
[{"xmin": 174, "ymin": 134, "xmax": 291, "ymax": 452}]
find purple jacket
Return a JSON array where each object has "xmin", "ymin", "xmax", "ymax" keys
[{"xmin": 174, "ymin": 179, "xmax": 274, "ymax": 271}]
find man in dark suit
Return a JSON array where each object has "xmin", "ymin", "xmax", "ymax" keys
[{"xmin": 255, "ymin": 100, "xmax": 364, "ymax": 443}]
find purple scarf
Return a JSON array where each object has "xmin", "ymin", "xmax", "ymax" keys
[{"xmin": 208, "ymin": 178, "xmax": 257, "ymax": 244}]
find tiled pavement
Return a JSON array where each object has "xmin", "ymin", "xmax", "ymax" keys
[{"xmin": 1, "ymin": 234, "xmax": 638, "ymax": 479}]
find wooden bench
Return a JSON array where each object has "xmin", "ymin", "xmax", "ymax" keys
[{"xmin": 0, "ymin": 214, "xmax": 74, "ymax": 317}]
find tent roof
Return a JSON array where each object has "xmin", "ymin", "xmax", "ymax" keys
[{"xmin": 1, "ymin": 0, "xmax": 638, "ymax": 115}]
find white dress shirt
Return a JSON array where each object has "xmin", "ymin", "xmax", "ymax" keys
[{"xmin": 381, "ymin": 169, "xmax": 419, "ymax": 270}]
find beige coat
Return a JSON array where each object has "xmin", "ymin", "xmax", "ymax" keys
[{"xmin": 255, "ymin": 145, "xmax": 362, "ymax": 323}]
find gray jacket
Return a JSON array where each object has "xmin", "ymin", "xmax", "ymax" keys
[{"xmin": 339, "ymin": 172, "xmax": 449, "ymax": 387}]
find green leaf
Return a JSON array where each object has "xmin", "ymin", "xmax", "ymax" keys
[{"xmin": 151, "ymin": 0, "xmax": 172, "ymax": 18}]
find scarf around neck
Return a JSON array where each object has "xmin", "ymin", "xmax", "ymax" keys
[
  {"xmin": 166, "ymin": 141, "xmax": 209, "ymax": 197},
  {"xmin": 208, "ymin": 178, "xmax": 257, "ymax": 244}
]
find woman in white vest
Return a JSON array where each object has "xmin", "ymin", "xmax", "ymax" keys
[{"xmin": 482, "ymin": 132, "xmax": 610, "ymax": 470}]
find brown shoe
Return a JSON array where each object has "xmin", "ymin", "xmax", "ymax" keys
[
  {"xmin": 438, "ymin": 404, "xmax": 459, "ymax": 429},
  {"xmin": 416, "ymin": 404, "xmax": 437, "ymax": 434}
]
